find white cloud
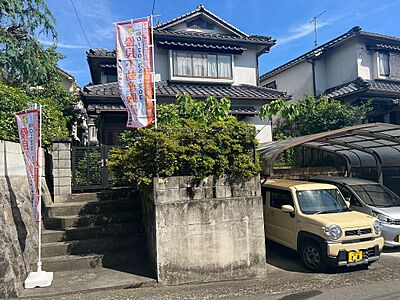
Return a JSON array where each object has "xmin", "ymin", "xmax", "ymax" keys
[
  {"xmin": 40, "ymin": 39, "xmax": 87, "ymax": 49},
  {"xmin": 277, "ymin": 20, "xmax": 330, "ymax": 45},
  {"xmin": 71, "ymin": 0, "xmax": 119, "ymax": 44}
]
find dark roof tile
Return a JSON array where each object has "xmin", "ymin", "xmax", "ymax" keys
[
  {"xmin": 155, "ymin": 4, "xmax": 248, "ymax": 37},
  {"xmin": 325, "ymin": 78, "xmax": 400, "ymax": 98},
  {"xmin": 82, "ymin": 81, "xmax": 288, "ymax": 100}
]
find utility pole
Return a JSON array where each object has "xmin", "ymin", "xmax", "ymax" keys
[{"xmin": 310, "ymin": 10, "xmax": 326, "ymax": 48}]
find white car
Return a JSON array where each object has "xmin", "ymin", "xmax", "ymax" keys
[{"xmin": 312, "ymin": 177, "xmax": 400, "ymax": 247}]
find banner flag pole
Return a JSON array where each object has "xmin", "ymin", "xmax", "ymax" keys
[
  {"xmin": 150, "ymin": 14, "xmax": 158, "ymax": 129},
  {"xmin": 24, "ymin": 104, "xmax": 53, "ymax": 289}
]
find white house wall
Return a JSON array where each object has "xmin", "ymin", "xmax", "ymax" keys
[
  {"xmin": 233, "ymin": 48, "xmax": 258, "ymax": 85},
  {"xmin": 323, "ymin": 41, "xmax": 358, "ymax": 88},
  {"xmin": 261, "ymin": 61, "xmax": 313, "ymax": 102},
  {"xmin": 260, "ymin": 39, "xmax": 375, "ymax": 102},
  {"xmin": 154, "ymin": 46, "xmax": 259, "ymax": 86},
  {"xmin": 231, "ymin": 99, "xmax": 272, "ymax": 143}
]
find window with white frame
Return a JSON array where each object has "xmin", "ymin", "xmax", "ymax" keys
[
  {"xmin": 172, "ymin": 51, "xmax": 232, "ymax": 79},
  {"xmin": 378, "ymin": 52, "xmax": 390, "ymax": 76}
]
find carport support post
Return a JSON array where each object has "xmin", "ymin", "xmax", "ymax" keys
[{"xmin": 377, "ymin": 164, "xmax": 383, "ymax": 185}]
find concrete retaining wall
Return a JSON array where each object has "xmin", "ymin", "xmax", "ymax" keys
[
  {"xmin": 142, "ymin": 175, "xmax": 266, "ymax": 285},
  {"xmin": 0, "ymin": 140, "xmax": 51, "ymax": 298}
]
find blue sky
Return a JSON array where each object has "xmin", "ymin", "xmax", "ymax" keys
[{"xmin": 44, "ymin": 0, "xmax": 400, "ymax": 87}]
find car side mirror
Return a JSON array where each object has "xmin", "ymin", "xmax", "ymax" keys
[
  {"xmin": 344, "ymin": 197, "xmax": 351, "ymax": 202},
  {"xmin": 281, "ymin": 205, "xmax": 295, "ymax": 213}
]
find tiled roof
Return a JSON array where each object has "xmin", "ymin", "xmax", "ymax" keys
[
  {"xmin": 87, "ymin": 48, "xmax": 116, "ymax": 57},
  {"xmin": 87, "ymin": 103, "xmax": 259, "ymax": 116},
  {"xmin": 87, "ymin": 30, "xmax": 273, "ymax": 59},
  {"xmin": 369, "ymin": 79, "xmax": 400, "ymax": 94},
  {"xmin": 157, "ymin": 40, "xmax": 246, "ymax": 52},
  {"xmin": 367, "ymin": 43, "xmax": 400, "ymax": 52},
  {"xmin": 325, "ymin": 78, "xmax": 368, "ymax": 98},
  {"xmin": 155, "ymin": 29, "xmax": 274, "ymax": 45},
  {"xmin": 87, "ymin": 104, "xmax": 126, "ymax": 112},
  {"xmin": 82, "ymin": 81, "xmax": 288, "ymax": 100},
  {"xmin": 99, "ymin": 64, "xmax": 116, "ymax": 68},
  {"xmin": 260, "ymin": 27, "xmax": 400, "ymax": 81},
  {"xmin": 325, "ymin": 78, "xmax": 400, "ymax": 98},
  {"xmin": 155, "ymin": 4, "xmax": 248, "ymax": 37},
  {"xmin": 260, "ymin": 27, "xmax": 362, "ymax": 81}
]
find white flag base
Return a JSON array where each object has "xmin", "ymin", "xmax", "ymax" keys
[{"xmin": 24, "ymin": 269, "xmax": 53, "ymax": 289}]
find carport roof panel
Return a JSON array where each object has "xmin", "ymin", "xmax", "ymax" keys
[{"xmin": 258, "ymin": 123, "xmax": 400, "ymax": 175}]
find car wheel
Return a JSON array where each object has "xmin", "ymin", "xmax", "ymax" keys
[{"xmin": 301, "ymin": 241, "xmax": 327, "ymax": 272}]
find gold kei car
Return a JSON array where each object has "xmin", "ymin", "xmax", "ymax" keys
[{"xmin": 262, "ymin": 180, "xmax": 384, "ymax": 271}]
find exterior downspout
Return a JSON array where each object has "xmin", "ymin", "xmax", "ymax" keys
[{"xmin": 307, "ymin": 58, "xmax": 317, "ymax": 96}]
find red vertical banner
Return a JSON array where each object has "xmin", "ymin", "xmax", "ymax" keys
[
  {"xmin": 15, "ymin": 109, "xmax": 41, "ymax": 221},
  {"xmin": 116, "ymin": 18, "xmax": 155, "ymax": 128}
]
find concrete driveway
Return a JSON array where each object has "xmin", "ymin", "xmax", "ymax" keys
[{"xmin": 34, "ymin": 242, "xmax": 400, "ymax": 300}]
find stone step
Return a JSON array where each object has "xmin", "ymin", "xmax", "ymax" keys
[
  {"xmin": 42, "ymin": 236, "xmax": 146, "ymax": 258},
  {"xmin": 54, "ymin": 188, "xmax": 137, "ymax": 203},
  {"xmin": 47, "ymin": 199, "xmax": 141, "ymax": 217},
  {"xmin": 43, "ymin": 211, "xmax": 138, "ymax": 230},
  {"xmin": 42, "ymin": 222, "xmax": 144, "ymax": 243},
  {"xmin": 37, "ymin": 250, "xmax": 149, "ymax": 272},
  {"xmin": 39, "ymin": 254, "xmax": 103, "ymax": 272}
]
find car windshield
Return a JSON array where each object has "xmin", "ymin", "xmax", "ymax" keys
[
  {"xmin": 296, "ymin": 189, "xmax": 349, "ymax": 215},
  {"xmin": 351, "ymin": 184, "xmax": 400, "ymax": 207}
]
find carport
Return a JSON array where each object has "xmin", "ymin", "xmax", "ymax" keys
[{"xmin": 258, "ymin": 123, "xmax": 400, "ymax": 195}]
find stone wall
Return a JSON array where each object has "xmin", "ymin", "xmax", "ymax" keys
[
  {"xmin": 142, "ymin": 175, "xmax": 266, "ymax": 285},
  {"xmin": 0, "ymin": 140, "xmax": 51, "ymax": 298}
]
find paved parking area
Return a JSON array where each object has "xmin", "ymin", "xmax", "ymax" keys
[{"xmin": 34, "ymin": 242, "xmax": 400, "ymax": 300}]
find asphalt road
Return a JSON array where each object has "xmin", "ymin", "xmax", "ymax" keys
[{"xmin": 42, "ymin": 242, "xmax": 400, "ymax": 300}]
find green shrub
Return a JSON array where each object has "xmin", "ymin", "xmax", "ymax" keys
[
  {"xmin": 109, "ymin": 94, "xmax": 260, "ymax": 186},
  {"xmin": 0, "ymin": 83, "xmax": 76, "ymax": 146}
]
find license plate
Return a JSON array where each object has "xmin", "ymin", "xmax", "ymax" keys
[
  {"xmin": 397, "ymin": 235, "xmax": 400, "ymax": 243},
  {"xmin": 348, "ymin": 251, "xmax": 363, "ymax": 263}
]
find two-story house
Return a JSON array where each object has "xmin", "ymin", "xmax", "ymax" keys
[
  {"xmin": 81, "ymin": 4, "xmax": 288, "ymax": 145},
  {"xmin": 260, "ymin": 26, "xmax": 400, "ymax": 124}
]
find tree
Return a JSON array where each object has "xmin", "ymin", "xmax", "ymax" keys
[
  {"xmin": 0, "ymin": 0, "xmax": 60, "ymax": 88},
  {"xmin": 0, "ymin": 83, "xmax": 72, "ymax": 146},
  {"xmin": 110, "ymin": 94, "xmax": 260, "ymax": 186},
  {"xmin": 260, "ymin": 94, "xmax": 371, "ymax": 139}
]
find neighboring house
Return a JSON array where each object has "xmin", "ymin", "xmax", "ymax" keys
[
  {"xmin": 80, "ymin": 4, "xmax": 288, "ymax": 145},
  {"xmin": 260, "ymin": 26, "xmax": 400, "ymax": 124},
  {"xmin": 57, "ymin": 67, "xmax": 79, "ymax": 93}
]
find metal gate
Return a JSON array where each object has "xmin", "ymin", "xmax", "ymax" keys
[{"xmin": 71, "ymin": 146, "xmax": 120, "ymax": 191}]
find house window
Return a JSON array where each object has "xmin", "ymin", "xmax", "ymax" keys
[
  {"xmin": 378, "ymin": 52, "xmax": 390, "ymax": 76},
  {"xmin": 265, "ymin": 81, "xmax": 277, "ymax": 89},
  {"xmin": 101, "ymin": 67, "xmax": 117, "ymax": 83},
  {"xmin": 172, "ymin": 51, "xmax": 232, "ymax": 79}
]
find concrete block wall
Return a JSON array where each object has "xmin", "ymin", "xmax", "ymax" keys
[
  {"xmin": 0, "ymin": 140, "xmax": 45, "ymax": 177},
  {"xmin": 52, "ymin": 141, "xmax": 72, "ymax": 198},
  {"xmin": 142, "ymin": 175, "xmax": 266, "ymax": 285}
]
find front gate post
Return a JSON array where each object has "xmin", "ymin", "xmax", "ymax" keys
[{"xmin": 52, "ymin": 141, "xmax": 72, "ymax": 202}]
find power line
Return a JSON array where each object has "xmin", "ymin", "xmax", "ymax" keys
[
  {"xmin": 70, "ymin": 0, "xmax": 92, "ymax": 48},
  {"xmin": 151, "ymin": 0, "xmax": 156, "ymax": 16}
]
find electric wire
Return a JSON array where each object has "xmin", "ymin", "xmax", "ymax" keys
[
  {"xmin": 151, "ymin": 0, "xmax": 156, "ymax": 16},
  {"xmin": 70, "ymin": 0, "xmax": 92, "ymax": 48}
]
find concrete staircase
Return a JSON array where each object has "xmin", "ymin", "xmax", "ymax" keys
[{"xmin": 39, "ymin": 188, "xmax": 150, "ymax": 274}]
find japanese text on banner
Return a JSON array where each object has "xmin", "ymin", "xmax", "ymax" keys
[
  {"xmin": 15, "ymin": 110, "xmax": 41, "ymax": 222},
  {"xmin": 116, "ymin": 18, "xmax": 155, "ymax": 128}
]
